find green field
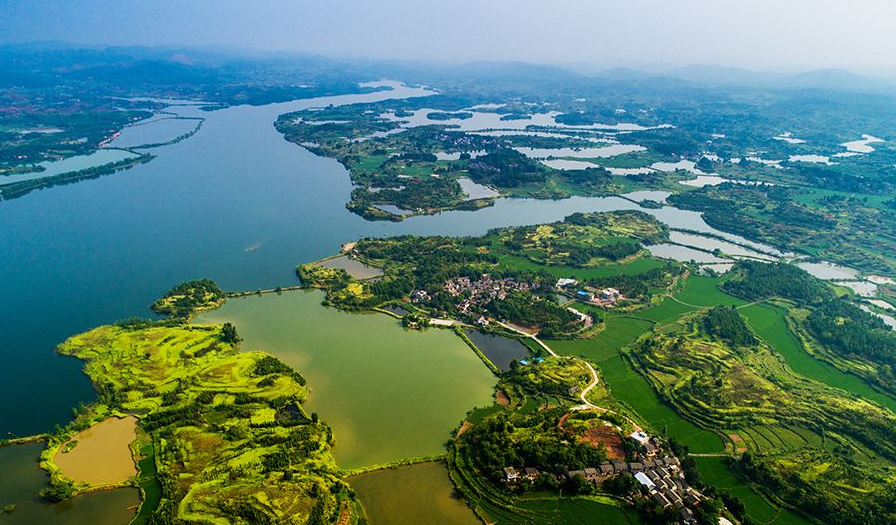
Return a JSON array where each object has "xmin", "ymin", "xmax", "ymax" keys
[
  {"xmin": 498, "ymin": 253, "xmax": 665, "ymax": 280},
  {"xmin": 551, "ymin": 317, "xmax": 654, "ymax": 363},
  {"xmin": 518, "ymin": 497, "xmax": 642, "ymax": 525},
  {"xmin": 740, "ymin": 302, "xmax": 896, "ymax": 414},
  {"xmin": 693, "ymin": 457, "xmax": 813, "ymax": 525},
  {"xmin": 599, "ymin": 353, "xmax": 724, "ymax": 453},
  {"xmin": 673, "ymin": 275, "xmax": 744, "ymax": 308}
]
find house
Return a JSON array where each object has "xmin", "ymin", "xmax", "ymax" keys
[
  {"xmin": 643, "ymin": 441, "xmax": 659, "ymax": 458},
  {"xmin": 583, "ymin": 467, "xmax": 599, "ymax": 481},
  {"xmin": 504, "ymin": 467, "xmax": 519, "ymax": 482},
  {"xmin": 523, "ymin": 467, "xmax": 540, "ymax": 480},
  {"xmin": 630, "ymin": 431, "xmax": 650, "ymax": 445},
  {"xmin": 599, "ymin": 463, "xmax": 615, "ymax": 475},
  {"xmin": 642, "ymin": 460, "xmax": 657, "ymax": 469},
  {"xmin": 556, "ymin": 278, "xmax": 578, "ymax": 288},
  {"xmin": 652, "ymin": 492, "xmax": 672, "ymax": 508},
  {"xmin": 629, "ymin": 462, "xmax": 644, "ymax": 472},
  {"xmin": 567, "ymin": 469, "xmax": 586, "ymax": 480},
  {"xmin": 576, "ymin": 290, "xmax": 595, "ymax": 301},
  {"xmin": 612, "ymin": 461, "xmax": 627, "ymax": 472},
  {"xmin": 634, "ymin": 471, "xmax": 655, "ymax": 490},
  {"xmin": 680, "ymin": 507, "xmax": 696, "ymax": 524},
  {"xmin": 476, "ymin": 316, "xmax": 489, "ymax": 326},
  {"xmin": 600, "ymin": 288, "xmax": 621, "ymax": 300}
]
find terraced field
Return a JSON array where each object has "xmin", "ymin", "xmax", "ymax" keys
[
  {"xmin": 693, "ymin": 457, "xmax": 812, "ymax": 525},
  {"xmin": 740, "ymin": 302, "xmax": 896, "ymax": 413}
]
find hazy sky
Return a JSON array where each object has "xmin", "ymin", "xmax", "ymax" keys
[{"xmin": 2, "ymin": 0, "xmax": 895, "ymax": 70}]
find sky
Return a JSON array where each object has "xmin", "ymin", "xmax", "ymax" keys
[{"xmin": 2, "ymin": 0, "xmax": 896, "ymax": 71}]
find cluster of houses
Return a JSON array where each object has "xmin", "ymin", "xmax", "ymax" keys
[
  {"xmin": 440, "ymin": 274, "xmax": 535, "ymax": 314},
  {"xmin": 556, "ymin": 279, "xmax": 624, "ymax": 307},
  {"xmin": 503, "ymin": 430, "xmax": 705, "ymax": 524}
]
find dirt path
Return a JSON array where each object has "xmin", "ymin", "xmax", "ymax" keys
[{"xmin": 495, "ymin": 320, "xmax": 600, "ymax": 409}]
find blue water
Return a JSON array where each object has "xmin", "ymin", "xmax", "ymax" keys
[{"xmin": 0, "ymin": 82, "xmax": 759, "ymax": 437}]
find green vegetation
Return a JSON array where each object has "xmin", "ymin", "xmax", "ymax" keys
[
  {"xmin": 670, "ymin": 184, "xmax": 896, "ymax": 276},
  {"xmin": 702, "ymin": 306, "xmax": 756, "ymax": 347},
  {"xmin": 725, "ymin": 261, "xmax": 896, "ymax": 393},
  {"xmin": 53, "ymin": 321, "xmax": 354, "ymax": 524},
  {"xmin": 631, "ymin": 311, "xmax": 896, "ymax": 525},
  {"xmin": 150, "ymin": 279, "xmax": 225, "ymax": 318},
  {"xmin": 299, "ymin": 211, "xmax": 682, "ymax": 336}
]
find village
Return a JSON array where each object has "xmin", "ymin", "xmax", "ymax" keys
[{"xmin": 502, "ymin": 430, "xmax": 706, "ymax": 525}]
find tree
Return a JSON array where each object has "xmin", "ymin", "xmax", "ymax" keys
[
  {"xmin": 602, "ymin": 472, "xmax": 640, "ymax": 496},
  {"xmin": 221, "ymin": 322, "xmax": 240, "ymax": 344}
]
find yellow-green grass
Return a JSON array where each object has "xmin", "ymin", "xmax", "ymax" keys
[
  {"xmin": 740, "ymin": 302, "xmax": 896, "ymax": 414},
  {"xmin": 55, "ymin": 323, "xmax": 347, "ymax": 524}
]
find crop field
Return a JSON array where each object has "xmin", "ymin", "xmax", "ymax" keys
[
  {"xmin": 673, "ymin": 275, "xmax": 744, "ymax": 308},
  {"xmin": 598, "ymin": 354, "xmax": 724, "ymax": 454},
  {"xmin": 736, "ymin": 426, "xmax": 815, "ymax": 454},
  {"xmin": 518, "ymin": 497, "xmax": 642, "ymax": 525},
  {"xmin": 497, "ymin": 253, "xmax": 665, "ymax": 279},
  {"xmin": 740, "ymin": 302, "xmax": 896, "ymax": 413},
  {"xmin": 550, "ymin": 317, "xmax": 654, "ymax": 363},
  {"xmin": 693, "ymin": 457, "xmax": 813, "ymax": 525}
]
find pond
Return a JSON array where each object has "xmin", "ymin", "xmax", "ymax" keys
[
  {"xmin": 457, "ymin": 177, "xmax": 500, "ymax": 200},
  {"xmin": 0, "ymin": 443, "xmax": 139, "ymax": 525},
  {"xmin": 464, "ymin": 330, "xmax": 531, "ymax": 371},
  {"xmin": 796, "ymin": 261, "xmax": 859, "ymax": 280},
  {"xmin": 647, "ymin": 244, "xmax": 727, "ymax": 263},
  {"xmin": 668, "ymin": 231, "xmax": 775, "ymax": 260},
  {"xmin": 315, "ymin": 255, "xmax": 383, "ymax": 279},
  {"xmin": 540, "ymin": 159, "xmax": 599, "ymax": 170},
  {"xmin": 194, "ymin": 290, "xmax": 496, "ymax": 470},
  {"xmin": 842, "ymin": 134, "xmax": 883, "ymax": 154},
  {"xmin": 350, "ymin": 462, "xmax": 480, "ymax": 525},
  {"xmin": 514, "ymin": 144, "xmax": 645, "ymax": 159},
  {"xmin": 53, "ymin": 416, "xmax": 137, "ymax": 487}
]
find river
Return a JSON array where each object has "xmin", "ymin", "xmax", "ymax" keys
[{"xmin": 0, "ymin": 81, "xmax": 776, "ymax": 438}]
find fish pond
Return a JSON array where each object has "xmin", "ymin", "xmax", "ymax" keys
[
  {"xmin": 350, "ymin": 462, "xmax": 480, "ymax": 525},
  {"xmin": 0, "ymin": 443, "xmax": 139, "ymax": 525},
  {"xmin": 464, "ymin": 330, "xmax": 530, "ymax": 371}
]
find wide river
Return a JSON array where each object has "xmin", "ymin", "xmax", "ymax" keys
[{"xmin": 0, "ymin": 81, "xmax": 761, "ymax": 437}]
